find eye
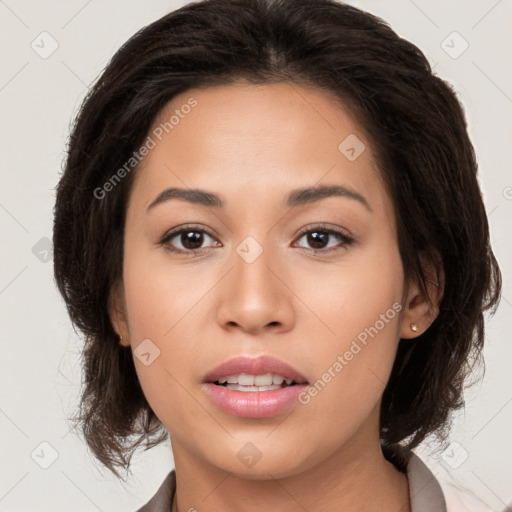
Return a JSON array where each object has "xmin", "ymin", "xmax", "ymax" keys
[
  {"xmin": 159, "ymin": 225, "xmax": 221, "ymax": 254},
  {"xmin": 159, "ymin": 223, "xmax": 354, "ymax": 256},
  {"xmin": 293, "ymin": 224, "xmax": 354, "ymax": 253}
]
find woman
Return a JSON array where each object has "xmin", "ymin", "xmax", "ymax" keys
[{"xmin": 52, "ymin": 0, "xmax": 501, "ymax": 510}]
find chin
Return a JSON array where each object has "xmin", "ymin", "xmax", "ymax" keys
[{"xmin": 203, "ymin": 439, "xmax": 322, "ymax": 481}]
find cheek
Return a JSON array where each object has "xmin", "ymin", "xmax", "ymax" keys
[
  {"xmin": 295, "ymin": 239, "xmax": 404, "ymax": 427},
  {"xmin": 120, "ymin": 240, "xmax": 205, "ymax": 416},
  {"xmin": 122, "ymin": 240, "xmax": 203, "ymax": 342},
  {"xmin": 296, "ymin": 232, "xmax": 403, "ymax": 344}
]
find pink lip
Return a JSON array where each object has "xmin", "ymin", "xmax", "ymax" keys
[
  {"xmin": 203, "ymin": 355, "xmax": 308, "ymax": 384},
  {"xmin": 202, "ymin": 355, "xmax": 308, "ymax": 419}
]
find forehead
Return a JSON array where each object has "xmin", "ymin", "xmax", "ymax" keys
[{"xmin": 129, "ymin": 81, "xmax": 391, "ymax": 217}]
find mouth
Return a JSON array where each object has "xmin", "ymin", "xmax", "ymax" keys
[
  {"xmin": 214, "ymin": 373, "xmax": 300, "ymax": 392},
  {"xmin": 202, "ymin": 355, "xmax": 309, "ymax": 418},
  {"xmin": 203, "ymin": 354, "xmax": 308, "ymax": 388}
]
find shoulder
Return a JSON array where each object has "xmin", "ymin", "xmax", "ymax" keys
[{"xmin": 136, "ymin": 470, "xmax": 176, "ymax": 512}]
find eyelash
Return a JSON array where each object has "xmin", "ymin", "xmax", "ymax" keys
[{"xmin": 158, "ymin": 223, "xmax": 355, "ymax": 256}]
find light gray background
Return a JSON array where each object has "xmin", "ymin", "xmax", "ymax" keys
[{"xmin": 0, "ymin": 1, "xmax": 511, "ymax": 511}]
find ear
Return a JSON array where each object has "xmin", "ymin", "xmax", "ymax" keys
[
  {"xmin": 399, "ymin": 254, "xmax": 444, "ymax": 339},
  {"xmin": 108, "ymin": 280, "xmax": 131, "ymax": 347}
]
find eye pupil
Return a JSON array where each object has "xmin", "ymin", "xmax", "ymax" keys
[
  {"xmin": 182, "ymin": 231, "xmax": 203, "ymax": 249},
  {"xmin": 308, "ymin": 231, "xmax": 328, "ymax": 249}
]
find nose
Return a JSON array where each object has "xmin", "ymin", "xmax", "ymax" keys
[{"xmin": 216, "ymin": 241, "xmax": 295, "ymax": 335}]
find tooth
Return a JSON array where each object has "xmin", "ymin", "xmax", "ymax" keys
[
  {"xmin": 218, "ymin": 374, "xmax": 293, "ymax": 386},
  {"xmin": 226, "ymin": 384, "xmax": 282, "ymax": 392},
  {"xmin": 254, "ymin": 374, "xmax": 273, "ymax": 386},
  {"xmin": 238, "ymin": 374, "xmax": 255, "ymax": 386}
]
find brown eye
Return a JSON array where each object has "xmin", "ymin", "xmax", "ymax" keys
[
  {"xmin": 303, "ymin": 230, "xmax": 330, "ymax": 250},
  {"xmin": 294, "ymin": 225, "xmax": 354, "ymax": 253},
  {"xmin": 176, "ymin": 230, "xmax": 206, "ymax": 250},
  {"xmin": 160, "ymin": 226, "xmax": 220, "ymax": 254}
]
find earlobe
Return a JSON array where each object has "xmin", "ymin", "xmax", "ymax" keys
[
  {"xmin": 400, "ymin": 254, "xmax": 444, "ymax": 339},
  {"xmin": 107, "ymin": 281, "xmax": 130, "ymax": 347}
]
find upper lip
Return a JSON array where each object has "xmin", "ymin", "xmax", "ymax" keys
[{"xmin": 203, "ymin": 355, "xmax": 308, "ymax": 384}]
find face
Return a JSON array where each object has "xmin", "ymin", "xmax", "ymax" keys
[{"xmin": 111, "ymin": 81, "xmax": 420, "ymax": 479}]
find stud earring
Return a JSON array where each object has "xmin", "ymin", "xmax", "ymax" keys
[{"xmin": 410, "ymin": 323, "xmax": 419, "ymax": 332}]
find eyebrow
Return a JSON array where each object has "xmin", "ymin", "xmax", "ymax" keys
[{"xmin": 146, "ymin": 184, "xmax": 372, "ymax": 212}]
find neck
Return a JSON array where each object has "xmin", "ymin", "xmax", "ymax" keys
[{"xmin": 170, "ymin": 420, "xmax": 410, "ymax": 512}]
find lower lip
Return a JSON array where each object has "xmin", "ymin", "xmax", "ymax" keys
[{"xmin": 204, "ymin": 383, "xmax": 308, "ymax": 418}]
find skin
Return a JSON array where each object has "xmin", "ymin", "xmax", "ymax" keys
[{"xmin": 110, "ymin": 81, "xmax": 440, "ymax": 512}]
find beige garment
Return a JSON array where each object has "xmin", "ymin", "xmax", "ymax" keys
[{"xmin": 136, "ymin": 452, "xmax": 446, "ymax": 512}]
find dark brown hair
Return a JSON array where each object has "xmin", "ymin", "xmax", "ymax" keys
[{"xmin": 53, "ymin": 0, "xmax": 501, "ymax": 477}]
